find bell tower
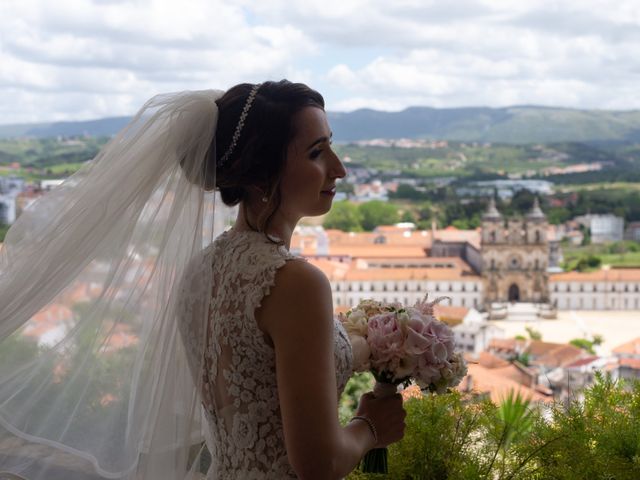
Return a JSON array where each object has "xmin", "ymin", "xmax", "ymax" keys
[{"xmin": 481, "ymin": 197, "xmax": 549, "ymax": 307}]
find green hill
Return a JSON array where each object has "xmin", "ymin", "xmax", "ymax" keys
[{"xmin": 2, "ymin": 106, "xmax": 640, "ymax": 144}]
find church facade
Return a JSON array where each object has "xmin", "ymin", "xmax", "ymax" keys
[{"xmin": 480, "ymin": 198, "xmax": 550, "ymax": 306}]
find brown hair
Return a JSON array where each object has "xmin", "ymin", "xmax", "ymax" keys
[{"xmin": 206, "ymin": 80, "xmax": 324, "ymax": 236}]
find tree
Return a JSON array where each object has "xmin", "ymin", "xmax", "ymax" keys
[
  {"xmin": 358, "ymin": 200, "xmax": 400, "ymax": 231},
  {"xmin": 400, "ymin": 210, "xmax": 415, "ymax": 223},
  {"xmin": 575, "ymin": 255, "xmax": 601, "ymax": 272},
  {"xmin": 323, "ymin": 201, "xmax": 362, "ymax": 232},
  {"xmin": 525, "ymin": 326, "xmax": 542, "ymax": 341},
  {"xmin": 508, "ymin": 189, "xmax": 535, "ymax": 215},
  {"xmin": 570, "ymin": 338, "xmax": 596, "ymax": 354}
]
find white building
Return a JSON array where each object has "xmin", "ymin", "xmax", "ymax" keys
[
  {"xmin": 451, "ymin": 308, "xmax": 505, "ymax": 354},
  {"xmin": 575, "ymin": 214, "xmax": 624, "ymax": 244},
  {"xmin": 549, "ymin": 268, "xmax": 640, "ymax": 310},
  {"xmin": 293, "ymin": 226, "xmax": 640, "ymax": 313}
]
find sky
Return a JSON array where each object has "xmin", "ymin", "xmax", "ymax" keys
[{"xmin": 1, "ymin": 0, "xmax": 639, "ymax": 124}]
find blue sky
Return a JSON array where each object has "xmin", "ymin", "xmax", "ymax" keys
[{"xmin": 1, "ymin": 0, "xmax": 639, "ymax": 124}]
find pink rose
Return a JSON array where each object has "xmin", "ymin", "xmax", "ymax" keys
[
  {"xmin": 367, "ymin": 312, "xmax": 405, "ymax": 371},
  {"xmin": 420, "ymin": 319, "xmax": 455, "ymax": 365},
  {"xmin": 403, "ymin": 311, "xmax": 435, "ymax": 355}
]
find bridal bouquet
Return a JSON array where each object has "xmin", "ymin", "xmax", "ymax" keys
[{"xmin": 339, "ymin": 295, "xmax": 468, "ymax": 473}]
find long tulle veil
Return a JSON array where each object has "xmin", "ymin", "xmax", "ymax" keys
[{"xmin": 0, "ymin": 89, "xmax": 225, "ymax": 479}]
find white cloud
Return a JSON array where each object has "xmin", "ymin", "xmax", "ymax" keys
[
  {"xmin": 1, "ymin": 0, "xmax": 639, "ymax": 123},
  {"xmin": 1, "ymin": 0, "xmax": 316, "ymax": 123}
]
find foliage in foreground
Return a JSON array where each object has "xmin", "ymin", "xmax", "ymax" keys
[{"xmin": 345, "ymin": 372, "xmax": 640, "ymax": 479}]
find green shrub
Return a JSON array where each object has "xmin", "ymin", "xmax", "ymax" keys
[{"xmin": 347, "ymin": 373, "xmax": 640, "ymax": 479}]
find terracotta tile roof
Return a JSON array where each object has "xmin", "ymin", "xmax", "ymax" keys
[
  {"xmin": 488, "ymin": 337, "xmax": 526, "ymax": 353},
  {"xmin": 490, "ymin": 363, "xmax": 536, "ymax": 387},
  {"xmin": 620, "ymin": 358, "xmax": 640, "ymax": 370},
  {"xmin": 529, "ymin": 343, "xmax": 585, "ymax": 368},
  {"xmin": 341, "ymin": 267, "xmax": 480, "ymax": 281},
  {"xmin": 612, "ymin": 337, "xmax": 640, "ymax": 356},
  {"xmin": 435, "ymin": 228, "xmax": 481, "ymax": 250},
  {"xmin": 478, "ymin": 351, "xmax": 511, "ymax": 369},
  {"xmin": 374, "ymin": 225, "xmax": 414, "ymax": 233},
  {"xmin": 321, "ymin": 229, "xmax": 433, "ymax": 247},
  {"xmin": 550, "ymin": 269, "xmax": 640, "ymax": 282},
  {"xmin": 434, "ymin": 305, "xmax": 470, "ymax": 325},
  {"xmin": 294, "ymin": 227, "xmax": 482, "ymax": 251},
  {"xmin": 564, "ymin": 355, "xmax": 600, "ymax": 369},
  {"xmin": 456, "ymin": 363, "xmax": 553, "ymax": 404},
  {"xmin": 301, "ymin": 245, "xmax": 429, "ymax": 258}
]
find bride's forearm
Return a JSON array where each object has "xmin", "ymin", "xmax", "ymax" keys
[{"xmin": 331, "ymin": 418, "xmax": 377, "ymax": 478}]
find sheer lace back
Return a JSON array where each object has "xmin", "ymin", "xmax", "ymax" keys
[{"xmin": 178, "ymin": 229, "xmax": 353, "ymax": 478}]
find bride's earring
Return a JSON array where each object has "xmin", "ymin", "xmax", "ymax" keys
[{"xmin": 261, "ymin": 195, "xmax": 268, "ymax": 203}]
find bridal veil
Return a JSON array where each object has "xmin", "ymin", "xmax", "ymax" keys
[{"xmin": 0, "ymin": 90, "xmax": 224, "ymax": 479}]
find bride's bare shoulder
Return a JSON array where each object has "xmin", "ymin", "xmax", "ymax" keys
[{"xmin": 255, "ymin": 258, "xmax": 333, "ymax": 337}]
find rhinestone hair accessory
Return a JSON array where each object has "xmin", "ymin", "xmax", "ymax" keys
[{"xmin": 219, "ymin": 83, "xmax": 261, "ymax": 166}]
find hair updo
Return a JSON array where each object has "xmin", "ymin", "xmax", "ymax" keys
[{"xmin": 183, "ymin": 80, "xmax": 324, "ymax": 233}]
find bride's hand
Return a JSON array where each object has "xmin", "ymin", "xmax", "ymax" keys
[{"xmin": 354, "ymin": 391, "xmax": 406, "ymax": 448}]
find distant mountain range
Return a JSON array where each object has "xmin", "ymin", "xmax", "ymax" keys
[{"xmin": 2, "ymin": 106, "xmax": 640, "ymax": 144}]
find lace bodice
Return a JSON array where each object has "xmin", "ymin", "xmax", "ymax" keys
[{"xmin": 177, "ymin": 229, "xmax": 353, "ymax": 478}]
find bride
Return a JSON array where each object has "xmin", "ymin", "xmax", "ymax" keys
[{"xmin": 0, "ymin": 80, "xmax": 405, "ymax": 479}]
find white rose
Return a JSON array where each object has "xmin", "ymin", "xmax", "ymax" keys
[
  {"xmin": 344, "ymin": 309, "xmax": 369, "ymax": 337},
  {"xmin": 350, "ymin": 335, "xmax": 371, "ymax": 372}
]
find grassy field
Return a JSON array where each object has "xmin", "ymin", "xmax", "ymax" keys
[
  {"xmin": 598, "ymin": 251, "xmax": 640, "ymax": 267},
  {"xmin": 562, "ymin": 241, "xmax": 640, "ymax": 269}
]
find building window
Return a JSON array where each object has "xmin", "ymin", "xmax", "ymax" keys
[{"xmin": 336, "ymin": 284, "xmax": 340, "ymax": 292}]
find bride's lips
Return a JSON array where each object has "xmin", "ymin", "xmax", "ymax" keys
[{"xmin": 321, "ymin": 186, "xmax": 336, "ymax": 196}]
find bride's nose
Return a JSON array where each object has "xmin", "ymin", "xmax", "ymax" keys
[{"xmin": 330, "ymin": 151, "xmax": 347, "ymax": 179}]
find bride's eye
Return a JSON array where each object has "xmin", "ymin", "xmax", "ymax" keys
[{"xmin": 310, "ymin": 149, "xmax": 322, "ymax": 159}]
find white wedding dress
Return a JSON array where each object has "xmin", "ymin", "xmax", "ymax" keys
[{"xmin": 177, "ymin": 229, "xmax": 353, "ymax": 479}]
